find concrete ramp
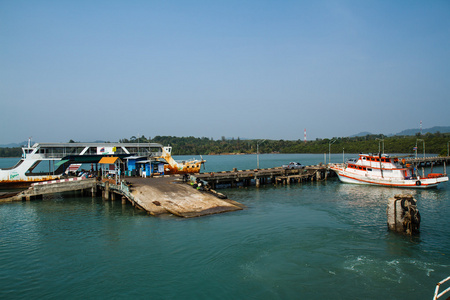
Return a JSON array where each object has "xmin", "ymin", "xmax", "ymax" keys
[{"xmin": 127, "ymin": 177, "xmax": 243, "ymax": 218}]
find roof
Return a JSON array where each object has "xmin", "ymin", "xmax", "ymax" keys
[
  {"xmin": 98, "ymin": 157, "xmax": 121, "ymax": 164},
  {"xmin": 31, "ymin": 142, "xmax": 163, "ymax": 148}
]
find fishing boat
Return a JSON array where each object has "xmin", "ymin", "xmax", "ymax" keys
[{"xmin": 329, "ymin": 153, "xmax": 448, "ymax": 188}]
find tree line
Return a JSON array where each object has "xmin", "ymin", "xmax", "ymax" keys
[
  {"xmin": 120, "ymin": 132, "xmax": 450, "ymax": 156},
  {"xmin": 1, "ymin": 132, "xmax": 449, "ymax": 157}
]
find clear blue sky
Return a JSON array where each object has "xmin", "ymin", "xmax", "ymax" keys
[{"xmin": 1, "ymin": 0, "xmax": 449, "ymax": 144}]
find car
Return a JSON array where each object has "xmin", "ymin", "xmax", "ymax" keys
[{"xmin": 282, "ymin": 162, "xmax": 304, "ymax": 169}]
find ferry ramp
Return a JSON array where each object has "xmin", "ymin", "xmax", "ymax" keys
[{"xmin": 124, "ymin": 177, "xmax": 244, "ymax": 218}]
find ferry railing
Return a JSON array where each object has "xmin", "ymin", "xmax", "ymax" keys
[{"xmin": 433, "ymin": 275, "xmax": 450, "ymax": 300}]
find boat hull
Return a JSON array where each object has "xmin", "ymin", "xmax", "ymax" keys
[{"xmin": 332, "ymin": 168, "xmax": 448, "ymax": 189}]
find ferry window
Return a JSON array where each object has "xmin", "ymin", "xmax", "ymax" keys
[{"xmin": 368, "ymin": 168, "xmax": 372, "ymax": 171}]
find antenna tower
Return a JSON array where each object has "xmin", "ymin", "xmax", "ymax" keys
[
  {"xmin": 304, "ymin": 128, "xmax": 307, "ymax": 143},
  {"xmin": 420, "ymin": 120, "xmax": 422, "ymax": 135}
]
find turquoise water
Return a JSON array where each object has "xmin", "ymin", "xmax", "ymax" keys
[{"xmin": 0, "ymin": 155, "xmax": 449, "ymax": 299}]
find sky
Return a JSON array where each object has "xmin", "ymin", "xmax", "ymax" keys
[{"xmin": 1, "ymin": 0, "xmax": 449, "ymax": 144}]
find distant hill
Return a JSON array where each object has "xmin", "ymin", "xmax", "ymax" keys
[
  {"xmin": 396, "ymin": 126, "xmax": 450, "ymax": 136},
  {"xmin": 0, "ymin": 141, "xmax": 27, "ymax": 148},
  {"xmin": 350, "ymin": 132, "xmax": 373, "ymax": 137},
  {"xmin": 350, "ymin": 126, "xmax": 450, "ymax": 138}
]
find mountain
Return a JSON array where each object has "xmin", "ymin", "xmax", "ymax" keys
[
  {"xmin": 395, "ymin": 126, "xmax": 450, "ymax": 136},
  {"xmin": 0, "ymin": 141, "xmax": 28, "ymax": 148},
  {"xmin": 350, "ymin": 131, "xmax": 373, "ymax": 137},
  {"xmin": 350, "ymin": 126, "xmax": 450, "ymax": 138}
]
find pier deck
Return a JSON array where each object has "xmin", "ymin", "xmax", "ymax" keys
[
  {"xmin": 404, "ymin": 156, "xmax": 450, "ymax": 168},
  {"xmin": 195, "ymin": 165, "xmax": 331, "ymax": 188},
  {"xmin": 122, "ymin": 177, "xmax": 243, "ymax": 217},
  {"xmin": 0, "ymin": 176, "xmax": 244, "ymax": 218}
]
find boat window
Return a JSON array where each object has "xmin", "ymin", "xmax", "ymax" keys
[{"xmin": 367, "ymin": 168, "xmax": 372, "ymax": 171}]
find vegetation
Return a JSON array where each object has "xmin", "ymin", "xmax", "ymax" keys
[
  {"xmin": 119, "ymin": 132, "xmax": 450, "ymax": 156},
  {"xmin": 0, "ymin": 147, "xmax": 22, "ymax": 157},
  {"xmin": 1, "ymin": 132, "xmax": 449, "ymax": 157}
]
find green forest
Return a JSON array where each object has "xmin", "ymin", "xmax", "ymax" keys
[
  {"xmin": 1, "ymin": 132, "xmax": 449, "ymax": 157},
  {"xmin": 120, "ymin": 132, "xmax": 450, "ymax": 156}
]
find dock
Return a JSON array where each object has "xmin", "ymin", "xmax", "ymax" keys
[
  {"xmin": 0, "ymin": 176, "xmax": 244, "ymax": 218},
  {"xmin": 404, "ymin": 156, "xmax": 450, "ymax": 168},
  {"xmin": 2, "ymin": 155, "xmax": 447, "ymax": 217},
  {"xmin": 108, "ymin": 177, "xmax": 244, "ymax": 217},
  {"xmin": 195, "ymin": 165, "xmax": 331, "ymax": 188}
]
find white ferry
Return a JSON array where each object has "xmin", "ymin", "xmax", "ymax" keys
[
  {"xmin": 0, "ymin": 140, "xmax": 207, "ymax": 188},
  {"xmin": 329, "ymin": 153, "xmax": 448, "ymax": 188},
  {"xmin": 0, "ymin": 141, "xmax": 163, "ymax": 188}
]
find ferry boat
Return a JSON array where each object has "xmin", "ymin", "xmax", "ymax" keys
[
  {"xmin": 0, "ymin": 140, "xmax": 205, "ymax": 188},
  {"xmin": 329, "ymin": 153, "xmax": 448, "ymax": 189},
  {"xmin": 0, "ymin": 141, "xmax": 164, "ymax": 188}
]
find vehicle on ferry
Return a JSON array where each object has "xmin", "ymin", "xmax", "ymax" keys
[{"xmin": 329, "ymin": 153, "xmax": 448, "ymax": 188}]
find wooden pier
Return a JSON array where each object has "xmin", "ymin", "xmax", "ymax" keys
[
  {"xmin": 195, "ymin": 165, "xmax": 332, "ymax": 189},
  {"xmin": 404, "ymin": 156, "xmax": 450, "ymax": 168}
]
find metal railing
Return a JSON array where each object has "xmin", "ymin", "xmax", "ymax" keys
[{"xmin": 434, "ymin": 276, "xmax": 450, "ymax": 300}]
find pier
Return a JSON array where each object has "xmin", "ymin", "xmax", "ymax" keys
[
  {"xmin": 404, "ymin": 156, "xmax": 450, "ymax": 168},
  {"xmin": 195, "ymin": 165, "xmax": 331, "ymax": 188},
  {"xmin": 0, "ymin": 164, "xmax": 330, "ymax": 217},
  {"xmin": 2, "ymin": 155, "xmax": 447, "ymax": 217},
  {"xmin": 1, "ymin": 176, "xmax": 244, "ymax": 218}
]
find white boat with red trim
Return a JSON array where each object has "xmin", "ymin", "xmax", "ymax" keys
[{"xmin": 329, "ymin": 153, "xmax": 448, "ymax": 188}]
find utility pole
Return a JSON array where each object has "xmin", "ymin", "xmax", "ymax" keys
[
  {"xmin": 416, "ymin": 139, "xmax": 425, "ymax": 158},
  {"xmin": 376, "ymin": 137, "xmax": 385, "ymax": 154},
  {"xmin": 329, "ymin": 139, "xmax": 336, "ymax": 164},
  {"xmin": 257, "ymin": 139, "xmax": 266, "ymax": 169}
]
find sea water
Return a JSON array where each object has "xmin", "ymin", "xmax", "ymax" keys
[{"xmin": 0, "ymin": 154, "xmax": 449, "ymax": 299}]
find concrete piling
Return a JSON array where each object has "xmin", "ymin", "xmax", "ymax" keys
[
  {"xmin": 104, "ymin": 181, "xmax": 110, "ymax": 200},
  {"xmin": 387, "ymin": 194, "xmax": 420, "ymax": 235}
]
